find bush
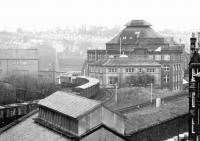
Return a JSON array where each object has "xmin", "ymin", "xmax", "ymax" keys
[{"xmin": 126, "ymin": 73, "xmax": 154, "ymax": 87}]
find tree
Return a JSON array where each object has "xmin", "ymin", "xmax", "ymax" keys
[{"xmin": 126, "ymin": 74, "xmax": 155, "ymax": 87}]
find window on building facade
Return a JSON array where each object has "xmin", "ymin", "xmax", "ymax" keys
[
  {"xmin": 147, "ymin": 68, "xmax": 155, "ymax": 73},
  {"xmin": 123, "ymin": 36, "xmax": 126, "ymax": 39},
  {"xmin": 198, "ymin": 108, "xmax": 200, "ymax": 124},
  {"xmin": 198, "ymin": 83, "xmax": 200, "ymax": 98},
  {"xmin": 192, "ymin": 92, "xmax": 195, "ymax": 108},
  {"xmin": 192, "ymin": 118, "xmax": 195, "ymax": 133},
  {"xmin": 108, "ymin": 68, "xmax": 117, "ymax": 73},
  {"xmin": 149, "ymin": 55, "xmax": 153, "ymax": 60},
  {"xmin": 163, "ymin": 55, "xmax": 170, "ymax": 61},
  {"xmin": 129, "ymin": 36, "xmax": 133, "ymax": 39},
  {"xmin": 139, "ymin": 68, "xmax": 142, "ymax": 73},
  {"xmin": 155, "ymin": 55, "xmax": 161, "ymax": 61},
  {"xmin": 163, "ymin": 75, "xmax": 169, "ymax": 83},
  {"xmin": 163, "ymin": 64, "xmax": 170, "ymax": 71},
  {"xmin": 109, "ymin": 77, "xmax": 118, "ymax": 85},
  {"xmin": 126, "ymin": 68, "xmax": 134, "ymax": 72}
]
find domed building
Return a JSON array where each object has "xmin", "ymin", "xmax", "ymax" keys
[{"xmin": 82, "ymin": 20, "xmax": 185, "ymax": 90}]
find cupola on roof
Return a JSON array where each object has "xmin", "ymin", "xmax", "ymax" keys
[{"xmin": 125, "ymin": 20, "xmax": 152, "ymax": 27}]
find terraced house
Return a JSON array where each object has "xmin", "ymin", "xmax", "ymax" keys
[{"xmin": 82, "ymin": 20, "xmax": 185, "ymax": 90}]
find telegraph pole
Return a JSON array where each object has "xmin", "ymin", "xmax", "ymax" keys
[
  {"xmin": 150, "ymin": 83, "xmax": 153, "ymax": 103},
  {"xmin": 115, "ymin": 83, "xmax": 118, "ymax": 103}
]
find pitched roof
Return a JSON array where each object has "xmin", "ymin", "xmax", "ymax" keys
[
  {"xmin": 125, "ymin": 97, "xmax": 188, "ymax": 135},
  {"xmin": 38, "ymin": 91, "xmax": 101, "ymax": 118},
  {"xmin": 0, "ymin": 113, "xmax": 70, "ymax": 141},
  {"xmin": 95, "ymin": 57, "xmax": 160, "ymax": 67},
  {"xmin": 107, "ymin": 20, "xmax": 162, "ymax": 45}
]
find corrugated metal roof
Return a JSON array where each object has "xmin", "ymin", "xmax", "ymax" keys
[{"xmin": 38, "ymin": 91, "xmax": 101, "ymax": 118}]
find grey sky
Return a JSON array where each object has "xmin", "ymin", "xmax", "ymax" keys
[{"xmin": 0, "ymin": 0, "xmax": 199, "ymax": 31}]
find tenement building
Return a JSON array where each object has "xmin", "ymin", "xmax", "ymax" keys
[
  {"xmin": 0, "ymin": 48, "xmax": 39, "ymax": 78},
  {"xmin": 82, "ymin": 20, "xmax": 185, "ymax": 90},
  {"xmin": 189, "ymin": 32, "xmax": 200, "ymax": 141}
]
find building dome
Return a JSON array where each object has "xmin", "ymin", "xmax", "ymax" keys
[{"xmin": 106, "ymin": 20, "xmax": 164, "ymax": 46}]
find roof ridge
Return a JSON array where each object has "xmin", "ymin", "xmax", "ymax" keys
[{"xmin": 51, "ymin": 91, "xmax": 101, "ymax": 104}]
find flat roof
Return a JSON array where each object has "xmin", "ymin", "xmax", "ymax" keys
[
  {"xmin": 75, "ymin": 76, "xmax": 99, "ymax": 89},
  {"xmin": 124, "ymin": 96, "xmax": 188, "ymax": 135},
  {"xmin": 38, "ymin": 91, "xmax": 101, "ymax": 118}
]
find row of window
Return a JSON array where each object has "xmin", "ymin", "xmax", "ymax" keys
[
  {"xmin": 173, "ymin": 64, "xmax": 181, "ymax": 71},
  {"xmin": 109, "ymin": 67, "xmax": 156, "ymax": 73},
  {"xmin": 162, "ymin": 64, "xmax": 182, "ymax": 71}
]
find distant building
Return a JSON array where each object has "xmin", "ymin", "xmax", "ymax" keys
[
  {"xmin": 88, "ymin": 56, "xmax": 161, "ymax": 87},
  {"xmin": 82, "ymin": 20, "xmax": 185, "ymax": 90},
  {"xmin": 0, "ymin": 49, "xmax": 39, "ymax": 78}
]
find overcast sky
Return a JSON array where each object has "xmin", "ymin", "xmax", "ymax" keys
[{"xmin": 0, "ymin": 0, "xmax": 200, "ymax": 31}]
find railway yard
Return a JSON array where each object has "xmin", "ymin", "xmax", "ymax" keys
[{"xmin": 0, "ymin": 74, "xmax": 189, "ymax": 141}]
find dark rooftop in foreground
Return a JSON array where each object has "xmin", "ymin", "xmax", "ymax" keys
[
  {"xmin": 124, "ymin": 96, "xmax": 188, "ymax": 135},
  {"xmin": 0, "ymin": 93, "xmax": 188, "ymax": 141}
]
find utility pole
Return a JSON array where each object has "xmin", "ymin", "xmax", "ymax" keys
[
  {"xmin": 115, "ymin": 83, "xmax": 118, "ymax": 103},
  {"xmin": 150, "ymin": 83, "xmax": 153, "ymax": 103},
  {"xmin": 119, "ymin": 37, "xmax": 122, "ymax": 56}
]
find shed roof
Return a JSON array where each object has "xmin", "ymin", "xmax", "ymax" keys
[{"xmin": 38, "ymin": 91, "xmax": 101, "ymax": 118}]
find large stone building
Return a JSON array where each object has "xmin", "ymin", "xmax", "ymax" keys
[
  {"xmin": 82, "ymin": 20, "xmax": 185, "ymax": 90},
  {"xmin": 0, "ymin": 49, "xmax": 39, "ymax": 78}
]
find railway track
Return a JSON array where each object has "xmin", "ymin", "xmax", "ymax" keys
[{"xmin": 116, "ymin": 91, "xmax": 188, "ymax": 113}]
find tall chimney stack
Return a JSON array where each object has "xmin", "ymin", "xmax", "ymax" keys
[
  {"xmin": 198, "ymin": 32, "xmax": 200, "ymax": 48},
  {"xmin": 190, "ymin": 32, "xmax": 197, "ymax": 55}
]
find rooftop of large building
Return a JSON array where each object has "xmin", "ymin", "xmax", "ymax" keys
[
  {"xmin": 107, "ymin": 20, "xmax": 163, "ymax": 45},
  {"xmin": 90, "ymin": 56, "xmax": 160, "ymax": 67}
]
